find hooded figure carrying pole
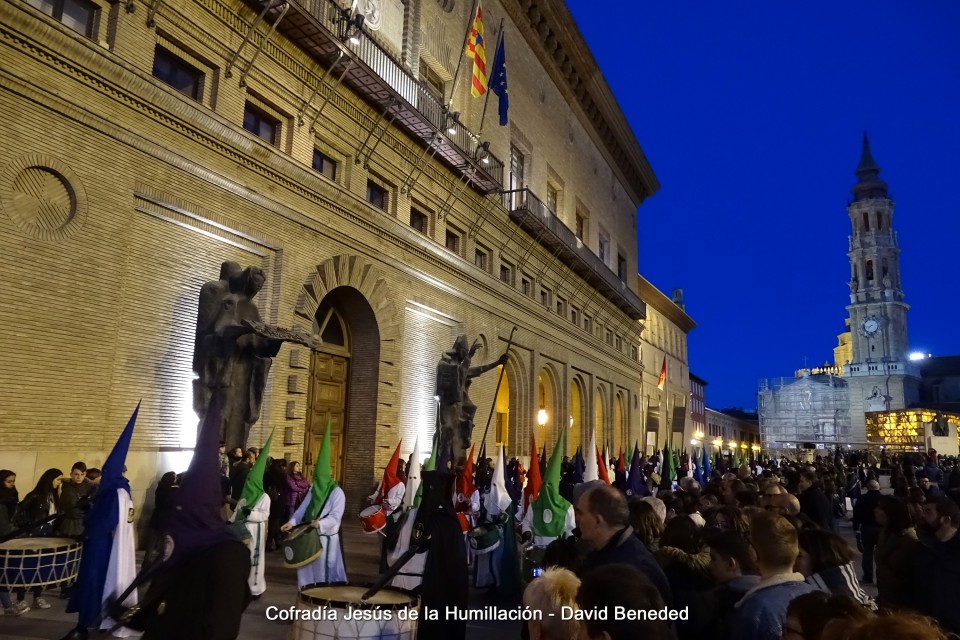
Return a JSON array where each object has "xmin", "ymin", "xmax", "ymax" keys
[
  {"xmin": 118, "ymin": 394, "xmax": 252, "ymax": 640},
  {"xmin": 230, "ymin": 429, "xmax": 274, "ymax": 596},
  {"xmin": 60, "ymin": 403, "xmax": 141, "ymax": 640}
]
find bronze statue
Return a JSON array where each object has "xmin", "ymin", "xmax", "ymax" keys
[
  {"xmin": 193, "ymin": 261, "xmax": 319, "ymax": 450},
  {"xmin": 435, "ymin": 336, "xmax": 507, "ymax": 470}
]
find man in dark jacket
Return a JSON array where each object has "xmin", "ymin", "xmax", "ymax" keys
[
  {"xmin": 574, "ymin": 483, "xmax": 672, "ymax": 605},
  {"xmin": 911, "ymin": 497, "xmax": 960, "ymax": 634},
  {"xmin": 852, "ymin": 479, "xmax": 882, "ymax": 583},
  {"xmin": 59, "ymin": 462, "xmax": 93, "ymax": 539},
  {"xmin": 797, "ymin": 471, "xmax": 834, "ymax": 531}
]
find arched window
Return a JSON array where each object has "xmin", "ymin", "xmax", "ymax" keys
[
  {"xmin": 862, "ymin": 211, "xmax": 869, "ymax": 231},
  {"xmin": 865, "ymin": 260, "xmax": 874, "ymax": 281},
  {"xmin": 876, "ymin": 212, "xmax": 883, "ymax": 231}
]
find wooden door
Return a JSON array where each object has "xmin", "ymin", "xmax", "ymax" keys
[{"xmin": 305, "ymin": 352, "xmax": 348, "ymax": 482}]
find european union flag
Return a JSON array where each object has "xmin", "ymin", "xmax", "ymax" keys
[{"xmin": 489, "ymin": 35, "xmax": 508, "ymax": 126}]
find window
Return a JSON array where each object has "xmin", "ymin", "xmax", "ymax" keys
[
  {"xmin": 556, "ymin": 297, "xmax": 566, "ymax": 317},
  {"xmin": 521, "ymin": 277, "xmax": 532, "ymax": 297},
  {"xmin": 540, "ymin": 288, "xmax": 551, "ymax": 308},
  {"xmin": 28, "ymin": 0, "xmax": 97, "ymax": 37},
  {"xmin": 631, "ymin": 345, "xmax": 638, "ymax": 361},
  {"xmin": 445, "ymin": 228, "xmax": 462, "ymax": 255},
  {"xmin": 615, "ymin": 335, "xmax": 623, "ymax": 351},
  {"xmin": 366, "ymin": 180, "xmax": 388, "ymax": 210},
  {"xmin": 599, "ymin": 231, "xmax": 610, "ymax": 263},
  {"xmin": 409, "ymin": 208, "xmax": 428, "ymax": 234},
  {"xmin": 617, "ymin": 253, "xmax": 628, "ymax": 282},
  {"xmin": 584, "ymin": 314, "xmax": 592, "ymax": 333},
  {"xmin": 474, "ymin": 248, "xmax": 489, "ymax": 272},
  {"xmin": 243, "ymin": 102, "xmax": 279, "ymax": 145},
  {"xmin": 862, "ymin": 211, "xmax": 869, "ymax": 232},
  {"xmin": 575, "ymin": 213, "xmax": 585, "ymax": 241},
  {"xmin": 419, "ymin": 59, "xmax": 446, "ymax": 103},
  {"xmin": 865, "ymin": 259, "xmax": 874, "ymax": 281},
  {"xmin": 571, "ymin": 306, "xmax": 579, "ymax": 326},
  {"xmin": 546, "ymin": 184, "xmax": 559, "ymax": 214},
  {"xmin": 499, "ymin": 262, "xmax": 513, "ymax": 285},
  {"xmin": 312, "ymin": 149, "xmax": 337, "ymax": 180},
  {"xmin": 152, "ymin": 46, "xmax": 202, "ymax": 100},
  {"xmin": 508, "ymin": 145, "xmax": 525, "ymax": 209},
  {"xmin": 605, "ymin": 329, "xmax": 614, "ymax": 346},
  {"xmin": 876, "ymin": 211, "xmax": 883, "ymax": 231}
]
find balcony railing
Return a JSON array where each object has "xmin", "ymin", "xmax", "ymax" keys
[
  {"xmin": 245, "ymin": 0, "xmax": 504, "ymax": 193},
  {"xmin": 504, "ymin": 188, "xmax": 646, "ymax": 321}
]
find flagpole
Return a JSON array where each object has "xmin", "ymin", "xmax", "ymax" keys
[
  {"xmin": 477, "ymin": 19, "xmax": 503, "ymax": 137},
  {"xmin": 448, "ymin": 0, "xmax": 480, "ymax": 111}
]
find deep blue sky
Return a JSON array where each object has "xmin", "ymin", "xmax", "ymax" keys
[{"xmin": 565, "ymin": 0, "xmax": 960, "ymax": 411}]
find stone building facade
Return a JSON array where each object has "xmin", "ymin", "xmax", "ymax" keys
[
  {"xmin": 0, "ymin": 0, "xmax": 661, "ymax": 556},
  {"xmin": 637, "ymin": 278, "xmax": 696, "ymax": 453}
]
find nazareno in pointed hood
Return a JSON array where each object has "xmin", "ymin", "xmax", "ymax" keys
[
  {"xmin": 237, "ymin": 429, "xmax": 274, "ymax": 518},
  {"xmin": 304, "ymin": 421, "xmax": 337, "ymax": 521},
  {"xmin": 165, "ymin": 394, "xmax": 241, "ymax": 567},
  {"xmin": 532, "ymin": 429, "xmax": 570, "ymax": 538},
  {"xmin": 378, "ymin": 439, "xmax": 403, "ymax": 494},
  {"xmin": 67, "ymin": 402, "xmax": 140, "ymax": 627}
]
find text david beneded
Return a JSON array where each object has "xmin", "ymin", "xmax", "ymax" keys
[{"xmin": 265, "ymin": 605, "xmax": 689, "ymax": 622}]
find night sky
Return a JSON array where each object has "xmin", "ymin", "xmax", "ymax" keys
[{"xmin": 565, "ymin": 0, "xmax": 960, "ymax": 411}]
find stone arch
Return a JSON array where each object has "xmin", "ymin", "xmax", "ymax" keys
[
  {"xmin": 594, "ymin": 385, "xmax": 607, "ymax": 456},
  {"xmin": 503, "ymin": 348, "xmax": 528, "ymax": 457},
  {"xmin": 536, "ymin": 363, "xmax": 561, "ymax": 451},
  {"xmin": 614, "ymin": 391, "xmax": 626, "ymax": 456},
  {"xmin": 291, "ymin": 255, "xmax": 401, "ymax": 503},
  {"xmin": 569, "ymin": 375, "xmax": 587, "ymax": 456}
]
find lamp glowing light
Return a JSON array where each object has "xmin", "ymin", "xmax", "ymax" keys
[
  {"xmin": 689, "ymin": 439, "xmax": 698, "ymax": 445},
  {"xmin": 712, "ymin": 438, "xmax": 723, "ymax": 447},
  {"xmin": 537, "ymin": 409, "xmax": 548, "ymax": 427},
  {"xmin": 728, "ymin": 440, "xmax": 738, "ymax": 449},
  {"xmin": 908, "ymin": 352, "xmax": 929, "ymax": 361}
]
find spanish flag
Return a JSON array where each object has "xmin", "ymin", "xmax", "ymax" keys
[
  {"xmin": 657, "ymin": 356, "xmax": 667, "ymax": 390},
  {"xmin": 465, "ymin": 3, "xmax": 487, "ymax": 96}
]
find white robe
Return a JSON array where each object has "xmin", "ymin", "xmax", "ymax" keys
[
  {"xmin": 99, "ymin": 489, "xmax": 141, "ymax": 637},
  {"xmin": 388, "ymin": 506, "xmax": 426, "ymax": 591},
  {"xmin": 368, "ymin": 482, "xmax": 405, "ymax": 517},
  {"xmin": 230, "ymin": 493, "xmax": 270, "ymax": 596},
  {"xmin": 520, "ymin": 503, "xmax": 577, "ymax": 547},
  {"xmin": 287, "ymin": 487, "xmax": 347, "ymax": 587}
]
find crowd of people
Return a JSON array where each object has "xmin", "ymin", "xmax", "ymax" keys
[
  {"xmin": 3, "ymin": 433, "xmax": 960, "ymax": 640},
  {"xmin": 508, "ymin": 447, "xmax": 960, "ymax": 640}
]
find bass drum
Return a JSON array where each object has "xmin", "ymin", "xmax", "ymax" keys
[
  {"xmin": 0, "ymin": 537, "xmax": 81, "ymax": 588},
  {"xmin": 290, "ymin": 582, "xmax": 419, "ymax": 640}
]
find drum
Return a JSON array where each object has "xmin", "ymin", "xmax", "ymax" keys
[
  {"xmin": 359, "ymin": 505, "xmax": 386, "ymax": 534},
  {"xmin": 290, "ymin": 582, "xmax": 419, "ymax": 640},
  {"xmin": 0, "ymin": 537, "xmax": 81, "ymax": 588},
  {"xmin": 467, "ymin": 523, "xmax": 500, "ymax": 555},
  {"xmin": 521, "ymin": 545, "xmax": 546, "ymax": 583},
  {"xmin": 456, "ymin": 512, "xmax": 470, "ymax": 533},
  {"xmin": 283, "ymin": 524, "xmax": 323, "ymax": 569}
]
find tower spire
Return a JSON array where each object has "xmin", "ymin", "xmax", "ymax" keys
[{"xmin": 852, "ymin": 131, "xmax": 888, "ymax": 201}]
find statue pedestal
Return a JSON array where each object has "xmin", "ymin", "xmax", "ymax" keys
[{"xmin": 925, "ymin": 422, "xmax": 959, "ymax": 457}]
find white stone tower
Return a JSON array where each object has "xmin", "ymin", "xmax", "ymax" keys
[{"xmin": 843, "ymin": 133, "xmax": 920, "ymax": 444}]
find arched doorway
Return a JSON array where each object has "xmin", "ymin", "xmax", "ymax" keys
[
  {"xmin": 304, "ymin": 286, "xmax": 380, "ymax": 494},
  {"xmin": 614, "ymin": 392, "xmax": 625, "ymax": 457},
  {"xmin": 594, "ymin": 386, "xmax": 606, "ymax": 457},
  {"xmin": 569, "ymin": 379, "xmax": 584, "ymax": 456},
  {"xmin": 494, "ymin": 365, "xmax": 511, "ymax": 447},
  {"xmin": 537, "ymin": 369, "xmax": 557, "ymax": 454}
]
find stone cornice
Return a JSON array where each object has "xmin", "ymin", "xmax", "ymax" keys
[
  {"xmin": 637, "ymin": 274, "xmax": 697, "ymax": 333},
  {"xmin": 502, "ymin": 0, "xmax": 659, "ymax": 205}
]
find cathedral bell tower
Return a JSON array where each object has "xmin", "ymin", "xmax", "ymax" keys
[{"xmin": 844, "ymin": 133, "xmax": 919, "ymax": 443}]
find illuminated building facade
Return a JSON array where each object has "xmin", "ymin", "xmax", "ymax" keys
[{"xmin": 0, "ymin": 0, "xmax": 665, "ymax": 573}]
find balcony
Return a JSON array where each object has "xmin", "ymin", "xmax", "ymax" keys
[
  {"xmin": 243, "ymin": 0, "xmax": 504, "ymax": 194},
  {"xmin": 504, "ymin": 188, "xmax": 646, "ymax": 321}
]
